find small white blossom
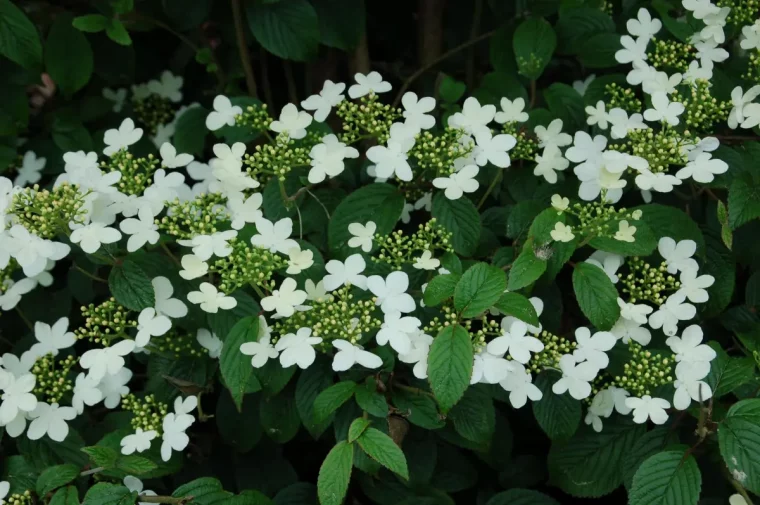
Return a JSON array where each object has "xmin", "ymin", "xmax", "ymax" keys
[
  {"xmin": 0, "ymin": 374, "xmax": 37, "ymax": 424},
  {"xmin": 649, "ymin": 293, "xmax": 697, "ymax": 336},
  {"xmin": 676, "ymin": 152, "xmax": 728, "ymax": 183},
  {"xmin": 160, "ymin": 412, "xmax": 193, "ymax": 462},
  {"xmin": 250, "ymin": 217, "xmax": 298, "ymax": 255},
  {"xmin": 152, "ymin": 276, "xmax": 188, "ymax": 319},
  {"xmin": 644, "ymin": 92, "xmax": 685, "ymax": 125},
  {"xmin": 98, "ymin": 367, "xmax": 132, "ymax": 408},
  {"xmin": 240, "ymin": 324, "xmax": 279, "ymax": 368},
  {"xmin": 179, "ymin": 254, "xmax": 208, "ymax": 280},
  {"xmin": 323, "ymin": 254, "xmax": 368, "ymax": 291},
  {"xmin": 135, "ymin": 308, "xmax": 172, "ymax": 347},
  {"xmin": 30, "ymin": 317, "xmax": 75, "ymax": 358},
  {"xmin": 618, "ymin": 298, "xmax": 654, "ymax": 325},
  {"xmin": 614, "ymin": 220, "xmax": 637, "ymax": 242},
  {"xmin": 366, "ymin": 135, "xmax": 415, "ymax": 181},
  {"xmin": 626, "ymin": 8, "xmax": 662, "ymax": 40},
  {"xmin": 611, "ymin": 316, "xmax": 652, "ymax": 346},
  {"xmin": 673, "ymin": 360, "xmax": 712, "ymax": 410},
  {"xmin": 304, "ymin": 279, "xmax": 328, "ymax": 302},
  {"xmin": 401, "ymin": 92, "xmax": 436, "ymax": 131},
  {"xmin": 308, "ymin": 134, "xmax": 359, "ymax": 184},
  {"xmin": 206, "ymin": 95, "xmax": 243, "ymax": 131},
  {"xmin": 675, "ymin": 270, "xmax": 714, "ymax": 303},
  {"xmin": 195, "ymin": 329, "xmax": 222, "ymax": 359},
  {"xmin": 573, "ymin": 327, "xmax": 616, "ymax": 370},
  {"xmin": 301, "ymin": 80, "xmax": 346, "ymax": 121},
  {"xmin": 533, "ymin": 144, "xmax": 569, "ymax": 184},
  {"xmin": 72, "ymin": 373, "xmax": 103, "ymax": 414},
  {"xmin": 551, "ymin": 194, "xmax": 569, "ymax": 213},
  {"xmin": 347, "ymin": 221, "xmax": 376, "ymax": 252},
  {"xmin": 586, "ymin": 251, "xmax": 624, "ymax": 284},
  {"xmin": 270, "ymin": 103, "xmax": 312, "ymax": 140},
  {"xmin": 14, "ymin": 151, "xmax": 46, "ymax": 187},
  {"xmin": 121, "ymin": 428, "xmax": 158, "ymax": 455},
  {"xmin": 27, "ymin": 402, "xmax": 77, "ymax": 442},
  {"xmin": 119, "ymin": 208, "xmax": 159, "ymax": 252},
  {"xmin": 615, "ymin": 35, "xmax": 648, "ymax": 65},
  {"xmin": 276, "ymin": 327, "xmax": 322, "ymax": 369},
  {"xmin": 534, "ymin": 119, "xmax": 572, "ymax": 148},
  {"xmin": 552, "ymin": 354, "xmax": 598, "ymax": 400},
  {"xmin": 286, "ymin": 247, "xmax": 314, "ymax": 275},
  {"xmin": 658, "ymin": 237, "xmax": 698, "ymax": 274},
  {"xmin": 367, "ymin": 271, "xmax": 415, "ymax": 314},
  {"xmin": 332, "ymin": 340, "xmax": 383, "ymax": 371},
  {"xmin": 728, "ymin": 85, "xmax": 760, "ymax": 129},
  {"xmin": 665, "ymin": 325, "xmax": 717, "ymax": 364},
  {"xmin": 626, "ymin": 395, "xmax": 670, "ymax": 424},
  {"xmin": 397, "ymin": 331, "xmax": 433, "ymax": 379},
  {"xmin": 69, "ymin": 222, "xmax": 122, "ymax": 254},
  {"xmin": 187, "ymin": 282, "xmax": 238, "ymax": 314},
  {"xmin": 80, "ymin": 340, "xmax": 135, "ymax": 381},
  {"xmin": 487, "ymin": 321, "xmax": 544, "ymax": 364},
  {"xmin": 103, "ymin": 118, "xmax": 143, "ymax": 156},
  {"xmin": 585, "ymin": 101, "xmax": 609, "ymax": 129},
  {"xmin": 500, "ymin": 362, "xmax": 543, "ymax": 408},
  {"xmin": 177, "ymin": 230, "xmax": 237, "ymax": 261},
  {"xmin": 103, "ymin": 87, "xmax": 127, "ymax": 113},
  {"xmin": 261, "ymin": 278, "xmax": 307, "ymax": 318},
  {"xmin": 227, "ymin": 193, "xmax": 263, "ymax": 230},
  {"xmin": 447, "ymin": 97, "xmax": 495, "ymax": 137},
  {"xmin": 494, "ymin": 97, "xmax": 528, "ymax": 124},
  {"xmin": 432, "ymin": 164, "xmax": 479, "ymax": 200},
  {"xmin": 413, "ymin": 250, "xmax": 440, "ymax": 270},
  {"xmin": 471, "ymin": 348, "xmax": 511, "ymax": 384},
  {"xmin": 550, "ymin": 222, "xmax": 575, "ymax": 243},
  {"xmin": 376, "ymin": 312, "xmax": 421, "ymax": 355},
  {"xmin": 348, "ymin": 71, "xmax": 391, "ymax": 99},
  {"xmin": 473, "ymin": 130, "xmax": 516, "ymax": 168}
]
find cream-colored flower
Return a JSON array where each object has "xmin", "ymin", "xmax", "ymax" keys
[{"xmin": 550, "ymin": 222, "xmax": 575, "ymax": 242}]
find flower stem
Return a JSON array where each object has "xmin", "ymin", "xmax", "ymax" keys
[
  {"xmin": 73, "ymin": 264, "xmax": 107, "ymax": 283},
  {"xmin": 231, "ymin": 0, "xmax": 258, "ymax": 97},
  {"xmin": 477, "ymin": 166, "xmax": 504, "ymax": 210}
]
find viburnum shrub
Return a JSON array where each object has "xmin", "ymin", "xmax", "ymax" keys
[{"xmin": 3, "ymin": 0, "xmax": 760, "ymax": 504}]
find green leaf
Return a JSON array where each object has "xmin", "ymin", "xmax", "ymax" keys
[
  {"xmin": 577, "ymin": 33, "xmax": 621, "ymax": 68},
  {"xmin": 313, "ymin": 381, "xmax": 356, "ymax": 426},
  {"xmin": 3, "ymin": 456, "xmax": 37, "ymax": 494},
  {"xmin": 296, "ymin": 360, "xmax": 337, "ymax": 438},
  {"xmin": 312, "ymin": 0, "xmax": 365, "ymax": 50},
  {"xmin": 172, "ymin": 106, "xmax": 209, "ymax": 157},
  {"xmin": 220, "ymin": 316, "xmax": 262, "ymax": 411},
  {"xmin": 260, "ymin": 390, "xmax": 301, "ymax": 443},
  {"xmin": 439, "ymin": 74, "xmax": 466, "ymax": 103},
  {"xmin": 45, "ymin": 14, "xmax": 93, "ymax": 96},
  {"xmin": 256, "ymin": 360, "xmax": 297, "ymax": 397},
  {"xmin": 623, "ymin": 427, "xmax": 678, "ymax": 489},
  {"xmin": 454, "ymin": 263, "xmax": 506, "ymax": 317},
  {"xmin": 485, "ymin": 489, "xmax": 559, "ymax": 505},
  {"xmin": 431, "ymin": 192, "xmax": 481, "ymax": 257},
  {"xmin": 116, "ymin": 455, "xmax": 157, "ymax": 475},
  {"xmin": 108, "ymin": 259, "xmax": 156, "ymax": 311},
  {"xmin": 105, "ymin": 19, "xmax": 131, "ymax": 46},
  {"xmin": 216, "ymin": 390, "xmax": 261, "ymax": 452},
  {"xmin": 719, "ymin": 399, "xmax": 760, "ymax": 495},
  {"xmin": 544, "ymin": 83, "xmax": 585, "ymax": 130},
  {"xmin": 703, "ymin": 231, "xmax": 736, "ymax": 317},
  {"xmin": 729, "ymin": 173, "xmax": 760, "ymax": 229},
  {"xmin": 422, "ymin": 273, "xmax": 461, "ymax": 307},
  {"xmin": 0, "ymin": 0, "xmax": 43, "ymax": 70},
  {"xmin": 172, "ymin": 477, "xmax": 223, "ymax": 499},
  {"xmin": 81, "ymin": 484, "xmax": 137, "ymax": 505},
  {"xmin": 36, "ymin": 464, "xmax": 79, "ymax": 497},
  {"xmin": 162, "ymin": 0, "xmax": 211, "ymax": 31},
  {"xmin": 50, "ymin": 487, "xmax": 80, "ymax": 505},
  {"xmin": 357, "ymin": 427, "xmax": 410, "ymax": 479},
  {"xmin": 448, "ymin": 386, "xmax": 495, "ymax": 446},
  {"xmin": 347, "ymin": 417, "xmax": 371, "ymax": 443},
  {"xmin": 507, "ymin": 244, "xmax": 547, "ymax": 291},
  {"xmin": 532, "ymin": 371, "xmax": 580, "ymax": 440},
  {"xmin": 629, "ymin": 450, "xmax": 701, "ymax": 505},
  {"xmin": 208, "ymin": 290, "xmax": 261, "ymax": 343},
  {"xmin": 555, "ymin": 7, "xmax": 614, "ymax": 55},
  {"xmin": 328, "ymin": 183, "xmax": 404, "ymax": 252},
  {"xmin": 427, "ymin": 325, "xmax": 473, "ymax": 413},
  {"xmin": 633, "ymin": 204, "xmax": 705, "ymax": 255},
  {"xmin": 492, "ymin": 292, "xmax": 539, "ymax": 327},
  {"xmin": 52, "ymin": 113, "xmax": 93, "ymax": 152},
  {"xmin": 72, "ymin": 15, "xmax": 109, "ymax": 33},
  {"xmin": 17, "ymin": 429, "xmax": 88, "ymax": 471},
  {"xmin": 354, "ymin": 383, "xmax": 388, "ymax": 418},
  {"xmin": 653, "ymin": 0, "xmax": 697, "ymax": 42},
  {"xmin": 588, "ymin": 221, "xmax": 657, "ymax": 256},
  {"xmin": 705, "ymin": 342, "xmax": 756, "ymax": 398},
  {"xmin": 572, "ymin": 262, "xmax": 620, "ymax": 330},
  {"xmin": 246, "ymin": 0, "xmax": 320, "ymax": 61},
  {"xmin": 317, "ymin": 442, "xmax": 354, "ymax": 505},
  {"xmin": 718, "ymin": 200, "xmax": 733, "ymax": 250},
  {"xmin": 512, "ymin": 17, "xmax": 556, "ymax": 79},
  {"xmin": 549, "ymin": 419, "xmax": 645, "ymax": 497},
  {"xmin": 508, "ymin": 201, "xmax": 544, "ymax": 240},
  {"xmin": 391, "ymin": 389, "xmax": 444, "ymax": 429},
  {"xmin": 81, "ymin": 446, "xmax": 118, "ymax": 468}
]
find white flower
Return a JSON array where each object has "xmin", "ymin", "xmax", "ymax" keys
[
  {"xmin": 585, "ymin": 101, "xmax": 609, "ymax": 129},
  {"xmin": 102, "ymin": 87, "xmax": 127, "ymax": 112},
  {"xmin": 158, "ymin": 142, "xmax": 192, "ymax": 169},
  {"xmin": 14, "ymin": 151, "xmax": 46, "ymax": 187},
  {"xmin": 618, "ymin": 298, "xmax": 654, "ymax": 325},
  {"xmin": 348, "ymin": 221, "xmax": 376, "ymax": 252},
  {"xmin": 103, "ymin": 118, "xmax": 143, "ymax": 156},
  {"xmin": 261, "ymin": 278, "xmax": 307, "ymax": 318},
  {"xmin": 227, "ymin": 193, "xmax": 263, "ymax": 230},
  {"xmin": 0, "ymin": 352, "xmax": 36, "ymax": 378},
  {"xmin": 367, "ymin": 271, "xmax": 415, "ymax": 314},
  {"xmin": 27, "ymin": 402, "xmax": 76, "ymax": 442},
  {"xmin": 615, "ymin": 35, "xmax": 648, "ymax": 65},
  {"xmin": 308, "ymin": 134, "xmax": 359, "ymax": 184},
  {"xmin": 179, "ymin": 254, "xmax": 208, "ymax": 280},
  {"xmin": 683, "ymin": 0, "xmax": 720, "ymax": 19},
  {"xmin": 572, "ymin": 75, "xmax": 596, "ymax": 97},
  {"xmin": 71, "ymin": 373, "xmax": 103, "ymax": 414},
  {"xmin": 552, "ymin": 354, "xmax": 598, "ymax": 400},
  {"xmin": 635, "ymin": 168, "xmax": 682, "ymax": 194},
  {"xmin": 124, "ymin": 476, "xmax": 158, "ymax": 505},
  {"xmin": 206, "ymin": 95, "xmax": 242, "ymax": 131},
  {"xmin": 501, "ymin": 297, "xmax": 544, "ymax": 335},
  {"xmin": 666, "ymin": 324, "xmax": 716, "ymax": 364},
  {"xmin": 160, "ymin": 412, "xmax": 194, "ymax": 461},
  {"xmin": 30, "ymin": 317, "xmax": 75, "ymax": 358},
  {"xmin": 401, "ymin": 92, "xmax": 436, "ymax": 131},
  {"xmin": 608, "ymin": 108, "xmax": 648, "ymax": 139},
  {"xmin": 276, "ymin": 327, "xmax": 322, "ymax": 369},
  {"xmin": 135, "ymin": 308, "xmax": 172, "ymax": 347},
  {"xmin": 627, "ymin": 60, "xmax": 657, "ymax": 87},
  {"xmin": 499, "ymin": 362, "xmax": 542, "ymax": 408},
  {"xmin": 675, "ymin": 270, "xmax": 714, "ymax": 304},
  {"xmin": 0, "ymin": 374, "xmax": 37, "ymax": 424},
  {"xmin": 471, "ymin": 348, "xmax": 511, "ymax": 384},
  {"xmin": 495, "ymin": 97, "xmax": 528, "ymax": 123},
  {"xmin": 141, "ymin": 168, "xmax": 186, "ymax": 214},
  {"xmin": 323, "ymin": 254, "xmax": 368, "ymax": 291},
  {"xmin": 644, "ymin": 92, "xmax": 685, "ymax": 126},
  {"xmin": 534, "ymin": 119, "xmax": 571, "ymax": 148},
  {"xmin": 332, "ymin": 340, "xmax": 383, "ymax": 371},
  {"xmin": 432, "ymin": 164, "xmax": 479, "ymax": 200},
  {"xmin": 534, "ymin": 144, "xmax": 569, "ymax": 184},
  {"xmin": 740, "ymin": 103, "xmax": 760, "ymax": 129},
  {"xmin": 676, "ymin": 152, "xmax": 727, "ymax": 183},
  {"xmin": 682, "ymin": 59, "xmax": 713, "ymax": 83},
  {"xmin": 120, "ymin": 428, "xmax": 157, "ymax": 455},
  {"xmin": 627, "ymin": 8, "xmax": 662, "ymax": 39},
  {"xmin": 270, "ymin": 103, "xmax": 312, "ymax": 139},
  {"xmin": 447, "ymin": 97, "xmax": 495, "ymax": 137},
  {"xmin": 658, "ymin": 237, "xmax": 698, "ymax": 274},
  {"xmin": 550, "ymin": 222, "xmax": 575, "ymax": 243},
  {"xmin": 240, "ymin": 325, "xmax": 279, "ymax": 368},
  {"xmin": 397, "ymin": 331, "xmax": 433, "ymax": 379},
  {"xmin": 286, "ymin": 247, "xmax": 314, "ymax": 275},
  {"xmin": 474, "ymin": 130, "xmax": 516, "ymax": 168},
  {"xmin": 366, "ymin": 136, "xmax": 415, "ymax": 182},
  {"xmin": 348, "ymin": 71, "xmax": 391, "ymax": 99},
  {"xmin": 551, "ymin": 194, "xmax": 569, "ymax": 213},
  {"xmin": 487, "ymin": 321, "xmax": 544, "ymax": 364},
  {"xmin": 119, "ymin": 208, "xmax": 159, "ymax": 252},
  {"xmin": 741, "ymin": 21, "xmax": 760, "ymax": 50},
  {"xmin": 642, "ymin": 70, "xmax": 683, "ymax": 95},
  {"xmin": 193, "ymin": 329, "xmax": 222, "ymax": 359},
  {"xmin": 250, "ymin": 217, "xmax": 298, "ymax": 255},
  {"xmin": 611, "ymin": 316, "xmax": 652, "ymax": 346},
  {"xmin": 565, "ymin": 131, "xmax": 607, "ymax": 164},
  {"xmin": 413, "ymin": 250, "xmax": 440, "ymax": 270},
  {"xmin": 98, "ymin": 367, "xmax": 132, "ymax": 408},
  {"xmin": 304, "ymin": 279, "xmax": 328, "ymax": 302},
  {"xmin": 8, "ymin": 225, "xmax": 70, "ymax": 277},
  {"xmin": 699, "ymin": 7, "xmax": 730, "ymax": 44},
  {"xmin": 210, "ymin": 142, "xmax": 246, "ymax": 174},
  {"xmin": 69, "ymin": 222, "xmax": 121, "ymax": 254},
  {"xmin": 585, "ymin": 251, "xmax": 624, "ymax": 284},
  {"xmin": 177, "ymin": 230, "xmax": 237, "ymax": 261},
  {"xmin": 301, "ymin": 80, "xmax": 345, "ymax": 121},
  {"xmin": 80, "ymin": 340, "xmax": 135, "ymax": 381},
  {"xmin": 614, "ymin": 220, "xmax": 637, "ymax": 243},
  {"xmin": 649, "ymin": 293, "xmax": 697, "ymax": 336},
  {"xmin": 152, "ymin": 276, "xmax": 188, "ymax": 319},
  {"xmin": 573, "ymin": 327, "xmax": 616, "ymax": 370},
  {"xmin": 187, "ymin": 282, "xmax": 237, "ymax": 314},
  {"xmin": 673, "ymin": 360, "xmax": 712, "ymax": 409},
  {"xmin": 626, "ymin": 395, "xmax": 670, "ymax": 424},
  {"xmin": 694, "ymin": 39, "xmax": 728, "ymax": 69},
  {"xmin": 147, "ymin": 70, "xmax": 183, "ymax": 102},
  {"xmin": 731, "ymin": 494, "xmax": 750, "ymax": 505},
  {"xmin": 728, "ymin": 85, "xmax": 760, "ymax": 129},
  {"xmin": 376, "ymin": 312, "xmax": 421, "ymax": 355},
  {"xmin": 585, "ymin": 390, "xmax": 613, "ymax": 432}
]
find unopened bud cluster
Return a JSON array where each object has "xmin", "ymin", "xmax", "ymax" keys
[
  {"xmin": 563, "ymin": 201, "xmax": 642, "ymax": 240},
  {"xmin": 620, "ymin": 258, "xmax": 680, "ymax": 305},
  {"xmin": 211, "ymin": 240, "xmax": 286, "ymax": 294},
  {"xmin": 75, "ymin": 298, "xmax": 136, "ymax": 343},
  {"xmin": 159, "ymin": 194, "xmax": 229, "ymax": 238},
  {"xmin": 11, "ymin": 183, "xmax": 88, "ymax": 238},
  {"xmin": 674, "ymin": 80, "xmax": 729, "ymax": 132},
  {"xmin": 151, "ymin": 330, "xmax": 204, "ymax": 358},
  {"xmin": 103, "ymin": 151, "xmax": 159, "ymax": 195},
  {"xmin": 336, "ymin": 93, "xmax": 400, "ymax": 144},
  {"xmin": 528, "ymin": 330, "xmax": 577, "ymax": 372},
  {"xmin": 32, "ymin": 354, "xmax": 77, "ymax": 403},
  {"xmin": 605, "ymin": 83, "xmax": 643, "ymax": 113},
  {"xmin": 647, "ymin": 39, "xmax": 694, "ymax": 72},
  {"xmin": 244, "ymin": 135, "xmax": 314, "ymax": 182},
  {"xmin": 612, "ymin": 128, "xmax": 690, "ymax": 173},
  {"xmin": 122, "ymin": 394, "xmax": 169, "ymax": 433},
  {"xmin": 234, "ymin": 103, "xmax": 272, "ymax": 131},
  {"xmin": 133, "ymin": 94, "xmax": 175, "ymax": 134},
  {"xmin": 610, "ymin": 340, "xmax": 674, "ymax": 397},
  {"xmin": 409, "ymin": 128, "xmax": 472, "ymax": 177},
  {"xmin": 3, "ymin": 491, "xmax": 32, "ymax": 505},
  {"xmin": 743, "ymin": 50, "xmax": 760, "ymax": 84},
  {"xmin": 372, "ymin": 219, "xmax": 453, "ymax": 269},
  {"xmin": 717, "ymin": 0, "xmax": 759, "ymax": 24}
]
